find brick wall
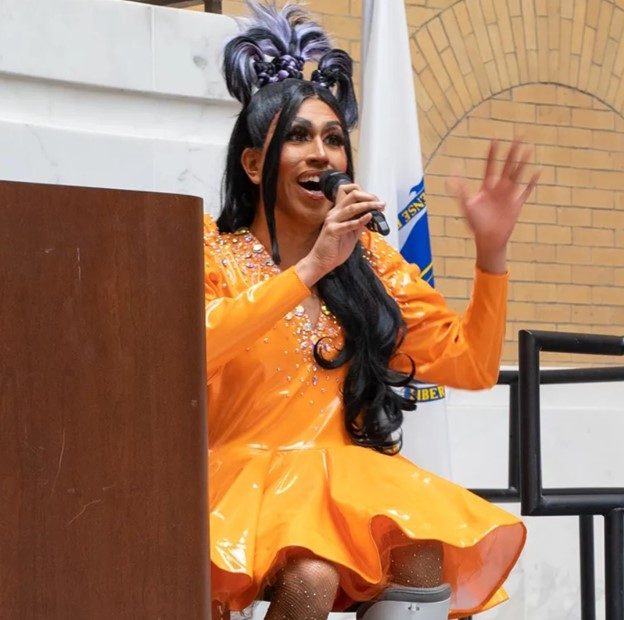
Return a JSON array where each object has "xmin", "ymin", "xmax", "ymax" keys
[{"xmin": 219, "ymin": 0, "xmax": 624, "ymax": 366}]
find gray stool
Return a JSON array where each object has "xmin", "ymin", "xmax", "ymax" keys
[{"xmin": 356, "ymin": 584, "xmax": 452, "ymax": 619}]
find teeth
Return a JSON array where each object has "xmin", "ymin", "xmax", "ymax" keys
[{"xmin": 299, "ymin": 175, "xmax": 320, "ymax": 182}]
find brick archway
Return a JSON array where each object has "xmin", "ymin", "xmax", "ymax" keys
[
  {"xmin": 410, "ymin": 0, "xmax": 624, "ymax": 163},
  {"xmin": 408, "ymin": 0, "xmax": 624, "ymax": 364}
]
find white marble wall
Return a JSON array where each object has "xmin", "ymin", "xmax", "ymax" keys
[
  {"xmin": 2, "ymin": 1, "xmax": 622, "ymax": 618},
  {"xmin": 0, "ymin": 0, "xmax": 239, "ymax": 214}
]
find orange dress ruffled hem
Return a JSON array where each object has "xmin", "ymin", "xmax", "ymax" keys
[{"xmin": 205, "ymin": 215, "xmax": 525, "ymax": 616}]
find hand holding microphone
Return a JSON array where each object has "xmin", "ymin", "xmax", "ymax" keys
[
  {"xmin": 319, "ymin": 170, "xmax": 390, "ymax": 236},
  {"xmin": 295, "ymin": 171, "xmax": 387, "ymax": 287}
]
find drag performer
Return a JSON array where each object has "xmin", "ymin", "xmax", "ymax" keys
[{"xmin": 206, "ymin": 3, "xmax": 537, "ymax": 618}]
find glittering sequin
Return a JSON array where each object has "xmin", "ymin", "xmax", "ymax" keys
[{"xmin": 205, "ymin": 224, "xmax": 344, "ymax": 367}]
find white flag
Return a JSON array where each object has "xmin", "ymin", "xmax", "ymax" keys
[{"xmin": 358, "ymin": 0, "xmax": 452, "ymax": 479}]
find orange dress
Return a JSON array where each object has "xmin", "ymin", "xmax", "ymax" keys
[{"xmin": 205, "ymin": 215, "xmax": 525, "ymax": 617}]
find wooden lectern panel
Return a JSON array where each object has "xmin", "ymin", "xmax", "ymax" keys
[{"xmin": 0, "ymin": 181, "xmax": 208, "ymax": 619}]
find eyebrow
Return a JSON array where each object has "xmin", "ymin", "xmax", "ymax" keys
[{"xmin": 291, "ymin": 118, "xmax": 343, "ymax": 131}]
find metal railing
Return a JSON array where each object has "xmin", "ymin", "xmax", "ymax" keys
[
  {"xmin": 463, "ymin": 330, "xmax": 624, "ymax": 620},
  {"xmin": 519, "ymin": 330, "xmax": 624, "ymax": 620}
]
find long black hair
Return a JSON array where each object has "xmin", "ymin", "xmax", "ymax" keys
[{"xmin": 218, "ymin": 3, "xmax": 417, "ymax": 454}]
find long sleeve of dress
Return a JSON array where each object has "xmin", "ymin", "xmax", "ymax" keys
[
  {"xmin": 204, "ymin": 218, "xmax": 310, "ymax": 384},
  {"xmin": 362, "ymin": 231, "xmax": 508, "ymax": 390}
]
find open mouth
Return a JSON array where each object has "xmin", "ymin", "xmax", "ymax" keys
[{"xmin": 298, "ymin": 179, "xmax": 321, "ymax": 192}]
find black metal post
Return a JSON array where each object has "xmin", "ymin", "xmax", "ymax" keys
[
  {"xmin": 579, "ymin": 515, "xmax": 596, "ymax": 620},
  {"xmin": 518, "ymin": 330, "xmax": 543, "ymax": 516},
  {"xmin": 508, "ymin": 381, "xmax": 520, "ymax": 494},
  {"xmin": 469, "ymin": 373, "xmax": 521, "ymax": 503},
  {"xmin": 605, "ymin": 509, "xmax": 624, "ymax": 620}
]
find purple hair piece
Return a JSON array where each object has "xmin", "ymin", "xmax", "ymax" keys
[
  {"xmin": 222, "ymin": 1, "xmax": 358, "ymax": 127},
  {"xmin": 223, "ymin": 1, "xmax": 333, "ymax": 104},
  {"xmin": 246, "ymin": 2, "xmax": 331, "ymax": 60}
]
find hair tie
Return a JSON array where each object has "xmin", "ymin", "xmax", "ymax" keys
[
  {"xmin": 311, "ymin": 67, "xmax": 338, "ymax": 89},
  {"xmin": 254, "ymin": 60, "xmax": 275, "ymax": 87},
  {"xmin": 255, "ymin": 54, "xmax": 305, "ymax": 86}
]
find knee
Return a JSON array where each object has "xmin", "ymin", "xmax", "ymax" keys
[
  {"xmin": 390, "ymin": 540, "xmax": 444, "ymax": 588},
  {"xmin": 270, "ymin": 557, "xmax": 340, "ymax": 615},
  {"xmin": 279, "ymin": 557, "xmax": 340, "ymax": 594}
]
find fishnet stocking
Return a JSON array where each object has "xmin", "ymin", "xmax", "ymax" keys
[
  {"xmin": 265, "ymin": 557, "xmax": 340, "ymax": 620},
  {"xmin": 389, "ymin": 540, "xmax": 444, "ymax": 588}
]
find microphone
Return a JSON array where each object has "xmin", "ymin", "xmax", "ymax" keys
[{"xmin": 318, "ymin": 170, "xmax": 390, "ymax": 236}]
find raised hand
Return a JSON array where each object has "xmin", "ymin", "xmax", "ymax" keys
[{"xmin": 449, "ymin": 140, "xmax": 539, "ymax": 274}]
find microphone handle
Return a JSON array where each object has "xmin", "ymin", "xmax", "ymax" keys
[
  {"xmin": 320, "ymin": 171, "xmax": 390, "ymax": 237},
  {"xmin": 367, "ymin": 209, "xmax": 390, "ymax": 236},
  {"xmin": 334, "ymin": 181, "xmax": 390, "ymax": 236}
]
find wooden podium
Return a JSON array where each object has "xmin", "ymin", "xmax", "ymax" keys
[{"xmin": 0, "ymin": 181, "xmax": 209, "ymax": 618}]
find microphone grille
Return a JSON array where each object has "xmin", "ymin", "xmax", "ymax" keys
[{"xmin": 319, "ymin": 170, "xmax": 352, "ymax": 201}]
